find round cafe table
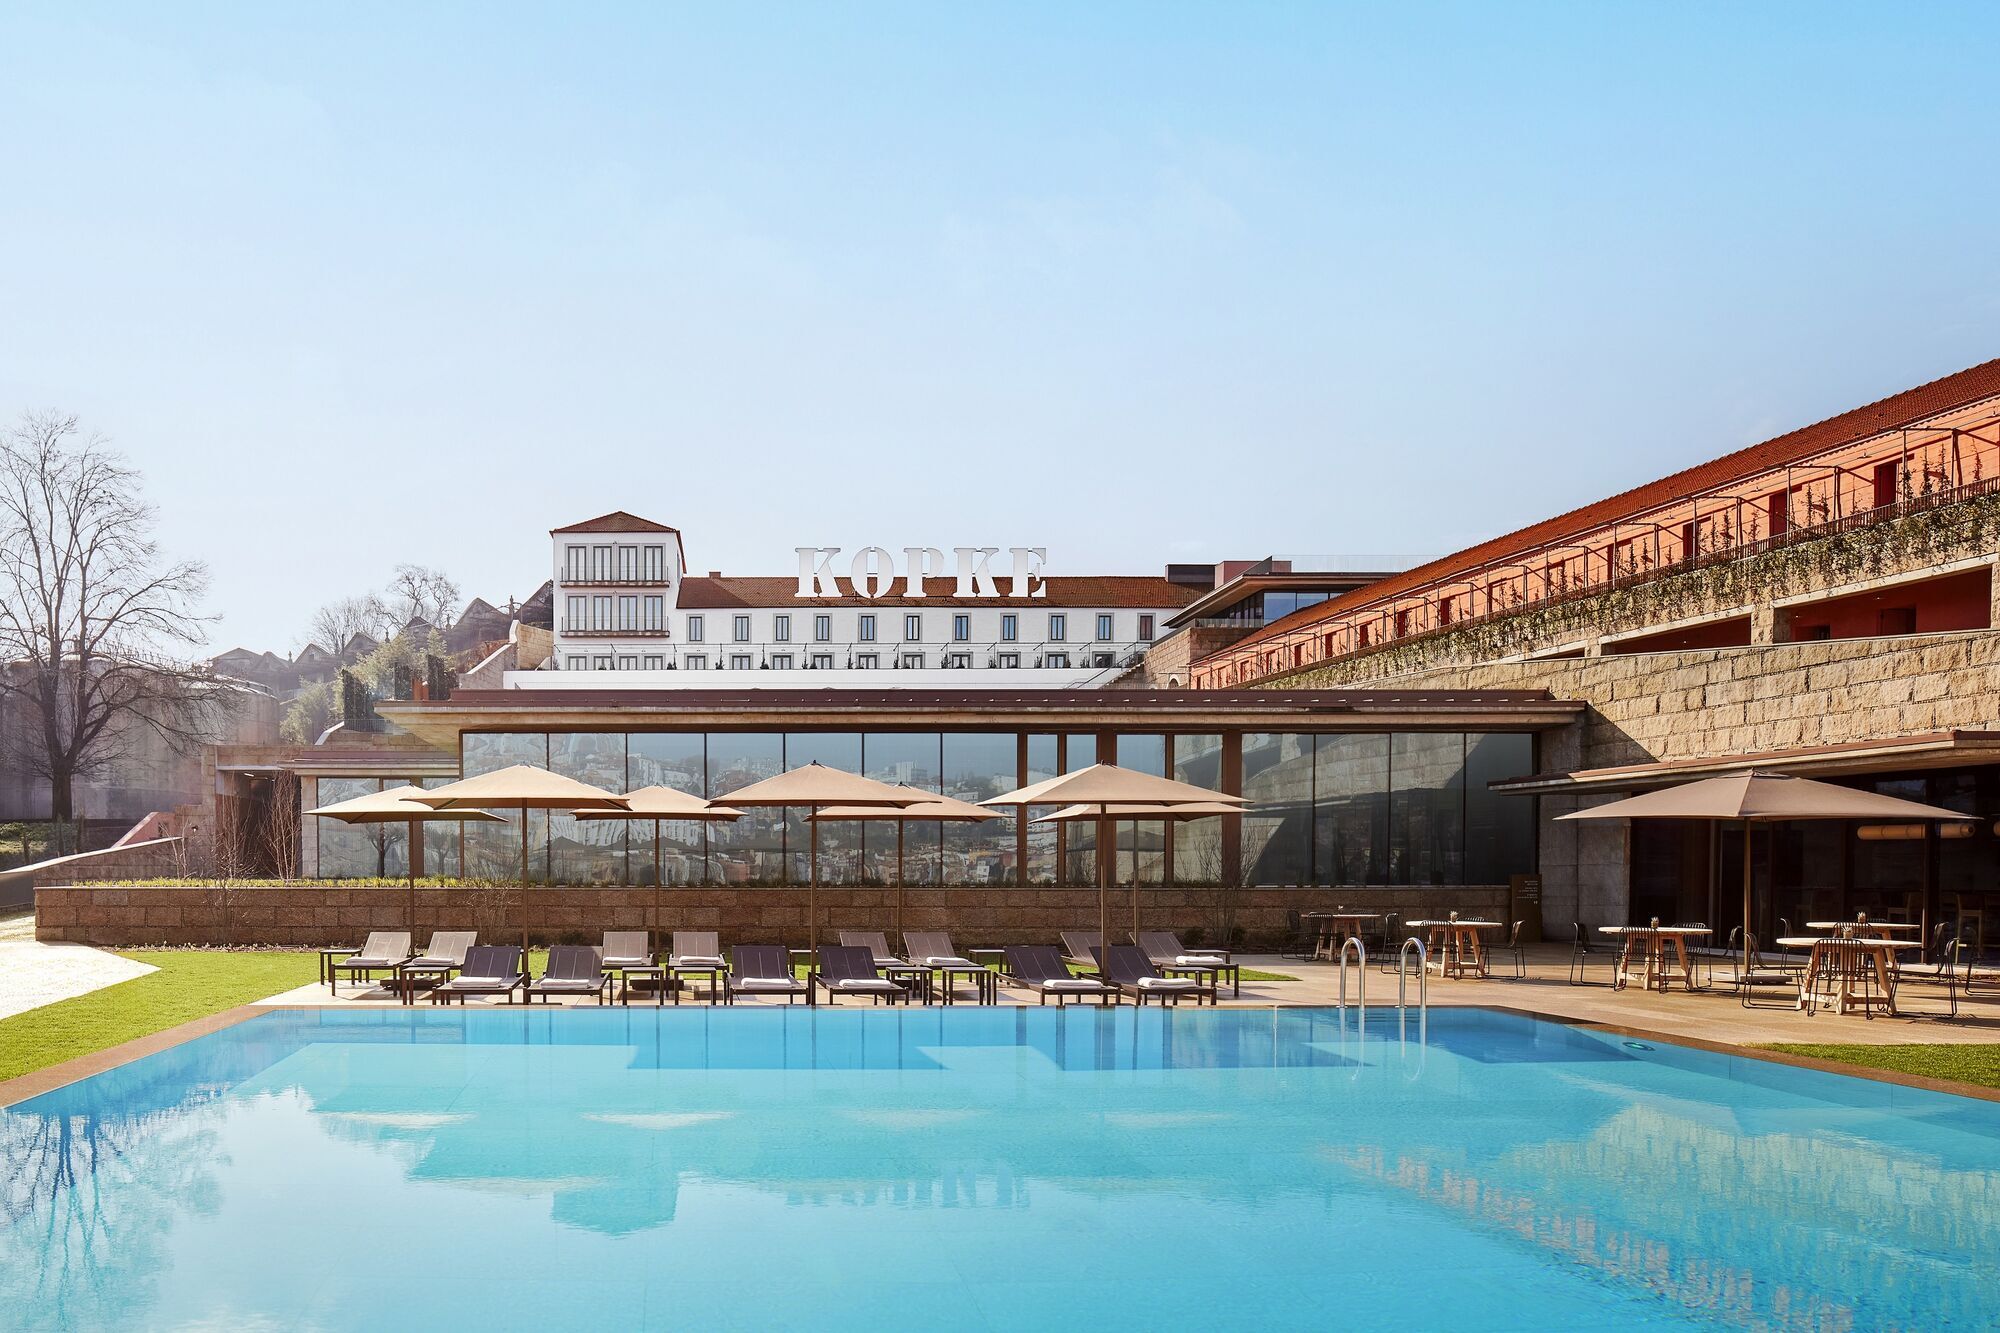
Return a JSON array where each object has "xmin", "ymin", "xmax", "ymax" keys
[
  {"xmin": 1806, "ymin": 920, "xmax": 1921, "ymax": 939},
  {"xmin": 1405, "ymin": 919, "xmax": 1500, "ymax": 979},
  {"xmin": 1778, "ymin": 936, "xmax": 1921, "ymax": 1016},
  {"xmin": 1599, "ymin": 925, "xmax": 1709, "ymax": 993},
  {"xmin": 1302, "ymin": 911, "xmax": 1380, "ymax": 960}
]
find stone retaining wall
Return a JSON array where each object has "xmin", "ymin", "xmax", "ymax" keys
[{"xmin": 34, "ymin": 882, "xmax": 1510, "ymax": 949}]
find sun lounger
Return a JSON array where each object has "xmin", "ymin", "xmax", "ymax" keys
[
  {"xmin": 670, "ymin": 932, "xmax": 725, "ymax": 969},
  {"xmin": 329, "ymin": 931, "xmax": 413, "ymax": 995},
  {"xmin": 528, "ymin": 945, "xmax": 610, "ymax": 1004},
  {"xmin": 904, "ymin": 931, "xmax": 993, "ymax": 1004},
  {"xmin": 840, "ymin": 930, "xmax": 933, "ymax": 996},
  {"xmin": 1134, "ymin": 930, "xmax": 1241, "ymax": 996},
  {"xmin": 1002, "ymin": 945, "xmax": 1116, "ymax": 1006},
  {"xmin": 1059, "ymin": 931, "xmax": 1105, "ymax": 972},
  {"xmin": 393, "ymin": 931, "xmax": 477, "ymax": 1003},
  {"xmin": 813, "ymin": 945, "xmax": 914, "ymax": 1005},
  {"xmin": 601, "ymin": 931, "xmax": 653, "ymax": 970},
  {"xmin": 728, "ymin": 945, "xmax": 809, "ymax": 1005},
  {"xmin": 1094, "ymin": 944, "xmax": 1214, "ymax": 1006},
  {"xmin": 432, "ymin": 945, "xmax": 526, "ymax": 1005}
]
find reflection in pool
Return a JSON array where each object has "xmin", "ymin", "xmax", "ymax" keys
[{"xmin": 3, "ymin": 1006, "xmax": 1997, "ymax": 1330}]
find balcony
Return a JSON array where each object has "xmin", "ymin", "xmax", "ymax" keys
[
  {"xmin": 560, "ymin": 627, "xmax": 671, "ymax": 638},
  {"xmin": 556, "ymin": 576, "xmax": 672, "ymax": 588}
]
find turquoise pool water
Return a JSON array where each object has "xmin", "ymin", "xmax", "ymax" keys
[{"xmin": 2, "ymin": 1006, "xmax": 1997, "ymax": 1330}]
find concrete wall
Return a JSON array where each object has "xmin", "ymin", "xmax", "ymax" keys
[{"xmin": 34, "ymin": 881, "xmax": 1509, "ymax": 949}]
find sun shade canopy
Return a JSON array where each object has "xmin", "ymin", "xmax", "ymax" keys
[
  {"xmin": 1033, "ymin": 800, "xmax": 1243, "ymax": 822},
  {"xmin": 809, "ymin": 786, "xmax": 997, "ymax": 821},
  {"xmin": 410, "ymin": 764, "xmax": 629, "ymax": 810},
  {"xmin": 1555, "ymin": 771, "xmax": 1977, "ymax": 823},
  {"xmin": 305, "ymin": 785, "xmax": 506, "ymax": 824},
  {"xmin": 980, "ymin": 764, "xmax": 1248, "ymax": 808},
  {"xmin": 717, "ymin": 762, "xmax": 932, "ymax": 807},
  {"xmin": 568, "ymin": 786, "xmax": 744, "ymax": 820}
]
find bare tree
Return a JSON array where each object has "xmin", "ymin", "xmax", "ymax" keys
[
  {"xmin": 387, "ymin": 563, "xmax": 460, "ymax": 629},
  {"xmin": 0, "ymin": 414, "xmax": 227, "ymax": 830},
  {"xmin": 306, "ymin": 594, "xmax": 391, "ymax": 654}
]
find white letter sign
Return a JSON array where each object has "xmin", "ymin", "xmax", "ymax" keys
[
  {"xmin": 1008, "ymin": 546, "xmax": 1047, "ymax": 598},
  {"xmin": 849, "ymin": 546, "xmax": 895, "ymax": 599},
  {"xmin": 900, "ymin": 547, "xmax": 946, "ymax": 598},
  {"xmin": 795, "ymin": 547, "xmax": 841, "ymax": 598}
]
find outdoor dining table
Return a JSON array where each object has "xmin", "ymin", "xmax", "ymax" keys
[
  {"xmin": 1405, "ymin": 919, "xmax": 1501, "ymax": 978},
  {"xmin": 1805, "ymin": 920, "xmax": 1922, "ymax": 939},
  {"xmin": 1778, "ymin": 935, "xmax": 1922, "ymax": 1016},
  {"xmin": 1599, "ymin": 925, "xmax": 1710, "ymax": 993},
  {"xmin": 1302, "ymin": 911, "xmax": 1380, "ymax": 961}
]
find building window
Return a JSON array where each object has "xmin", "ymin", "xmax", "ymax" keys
[
  {"xmin": 901, "ymin": 651, "xmax": 924, "ymax": 668},
  {"xmin": 733, "ymin": 615, "xmax": 751, "ymax": 642},
  {"xmin": 904, "ymin": 614, "xmax": 922, "ymax": 642},
  {"xmin": 953, "ymin": 614, "xmax": 970, "ymax": 641},
  {"xmin": 999, "ymin": 652, "xmax": 1019, "ymax": 669},
  {"xmin": 1049, "ymin": 613, "xmax": 1066, "ymax": 641},
  {"xmin": 592, "ymin": 655, "xmax": 614, "ymax": 670},
  {"xmin": 565, "ymin": 596, "xmax": 587, "ymax": 631},
  {"xmin": 946, "ymin": 652, "xmax": 971, "ymax": 668},
  {"xmin": 687, "ymin": 615, "xmax": 704, "ymax": 642},
  {"xmin": 566, "ymin": 655, "xmax": 587, "ymax": 671},
  {"xmin": 642, "ymin": 546, "xmax": 665, "ymax": 580},
  {"xmin": 1045, "ymin": 652, "xmax": 1069, "ymax": 668},
  {"xmin": 643, "ymin": 596, "xmax": 664, "ymax": 630},
  {"xmin": 642, "ymin": 655, "xmax": 664, "ymax": 670},
  {"xmin": 592, "ymin": 546, "xmax": 612, "ymax": 580},
  {"xmin": 859, "ymin": 614, "xmax": 876, "ymax": 642},
  {"xmin": 773, "ymin": 614, "xmax": 791, "ymax": 642},
  {"xmin": 564, "ymin": 545, "xmax": 587, "ymax": 581},
  {"xmin": 1096, "ymin": 613, "xmax": 1113, "ymax": 641},
  {"xmin": 814, "ymin": 614, "xmax": 831, "ymax": 642},
  {"xmin": 592, "ymin": 596, "xmax": 613, "ymax": 630},
  {"xmin": 857, "ymin": 652, "xmax": 879, "ymax": 669},
  {"xmin": 730, "ymin": 653, "xmax": 753, "ymax": 670},
  {"xmin": 1001, "ymin": 613, "xmax": 1017, "ymax": 641},
  {"xmin": 617, "ymin": 546, "xmax": 638, "ymax": 580},
  {"xmin": 618, "ymin": 596, "xmax": 639, "ymax": 630},
  {"xmin": 771, "ymin": 653, "xmax": 793, "ymax": 670},
  {"xmin": 618, "ymin": 655, "xmax": 638, "ymax": 671},
  {"xmin": 1138, "ymin": 614, "xmax": 1155, "ymax": 641},
  {"xmin": 685, "ymin": 653, "xmax": 707, "ymax": 670},
  {"xmin": 811, "ymin": 653, "xmax": 834, "ymax": 669}
]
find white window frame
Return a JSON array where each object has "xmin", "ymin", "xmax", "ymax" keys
[
  {"xmin": 643, "ymin": 596, "xmax": 664, "ymax": 630},
  {"xmin": 814, "ymin": 614, "xmax": 831, "ymax": 642},
  {"xmin": 685, "ymin": 652, "xmax": 707, "ymax": 670},
  {"xmin": 1048, "ymin": 613, "xmax": 1066, "ymax": 642},
  {"xmin": 773, "ymin": 614, "xmax": 791, "ymax": 642},
  {"xmin": 592, "ymin": 596, "xmax": 612, "ymax": 630},
  {"xmin": 618, "ymin": 595, "xmax": 639, "ymax": 630},
  {"xmin": 730, "ymin": 653, "xmax": 753, "ymax": 670},
  {"xmin": 565, "ymin": 596, "xmax": 587, "ymax": 632},
  {"xmin": 564, "ymin": 545, "xmax": 587, "ymax": 581},
  {"xmin": 733, "ymin": 615, "xmax": 751, "ymax": 643},
  {"xmin": 642, "ymin": 546, "xmax": 665, "ymax": 580},
  {"xmin": 566, "ymin": 655, "xmax": 588, "ymax": 671},
  {"xmin": 687, "ymin": 615, "xmax": 704, "ymax": 643},
  {"xmin": 642, "ymin": 655, "xmax": 664, "ymax": 670}
]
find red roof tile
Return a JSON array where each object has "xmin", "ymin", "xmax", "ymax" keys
[
  {"xmin": 551, "ymin": 511, "xmax": 683, "ymax": 535},
  {"xmin": 676, "ymin": 575, "xmax": 1202, "ymax": 610},
  {"xmin": 1228, "ymin": 356, "xmax": 2000, "ymax": 654}
]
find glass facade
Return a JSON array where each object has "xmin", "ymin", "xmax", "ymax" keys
[
  {"xmin": 1173, "ymin": 734, "xmax": 1225, "ymax": 885},
  {"xmin": 941, "ymin": 733, "xmax": 1018, "ymax": 886}
]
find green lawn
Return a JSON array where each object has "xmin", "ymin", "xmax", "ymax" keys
[
  {"xmin": 0, "ymin": 950, "xmax": 318, "ymax": 1084},
  {"xmin": 1760, "ymin": 1042, "xmax": 2000, "ymax": 1091}
]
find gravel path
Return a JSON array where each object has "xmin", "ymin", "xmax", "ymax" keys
[{"xmin": 0, "ymin": 911, "xmax": 156, "ymax": 1020}]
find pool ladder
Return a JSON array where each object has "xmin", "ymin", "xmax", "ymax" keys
[{"xmin": 1336, "ymin": 935, "xmax": 1429, "ymax": 1022}]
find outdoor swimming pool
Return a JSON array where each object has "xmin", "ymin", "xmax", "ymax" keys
[{"xmin": 2, "ymin": 1005, "xmax": 1996, "ymax": 1330}]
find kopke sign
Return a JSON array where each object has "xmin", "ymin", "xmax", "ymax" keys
[{"xmin": 795, "ymin": 546, "xmax": 1047, "ymax": 599}]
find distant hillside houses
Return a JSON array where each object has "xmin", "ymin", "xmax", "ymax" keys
[{"xmin": 206, "ymin": 582, "xmax": 553, "ymax": 699}]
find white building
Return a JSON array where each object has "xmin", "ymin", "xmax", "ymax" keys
[{"xmin": 538, "ymin": 511, "xmax": 1208, "ymax": 689}]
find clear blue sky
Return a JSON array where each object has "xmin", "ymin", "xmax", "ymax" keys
[{"xmin": 3, "ymin": 2, "xmax": 1996, "ymax": 653}]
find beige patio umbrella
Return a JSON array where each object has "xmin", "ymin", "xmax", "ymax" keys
[
  {"xmin": 304, "ymin": 785, "xmax": 504, "ymax": 930},
  {"xmin": 809, "ymin": 785, "xmax": 998, "ymax": 938},
  {"xmin": 1035, "ymin": 801, "xmax": 1243, "ymax": 942},
  {"xmin": 716, "ymin": 763, "xmax": 930, "ymax": 950},
  {"xmin": 983, "ymin": 764, "xmax": 1248, "ymax": 954},
  {"xmin": 1558, "ymin": 771, "xmax": 1975, "ymax": 968},
  {"xmin": 412, "ymin": 764, "xmax": 629, "ymax": 884},
  {"xmin": 571, "ymin": 786, "xmax": 744, "ymax": 943}
]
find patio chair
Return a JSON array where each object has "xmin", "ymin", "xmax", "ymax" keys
[
  {"xmin": 1281, "ymin": 909, "xmax": 1316, "ymax": 961},
  {"xmin": 1135, "ymin": 930, "xmax": 1241, "ymax": 997},
  {"xmin": 1001, "ymin": 945, "xmax": 1116, "ymax": 1006},
  {"xmin": 1376, "ymin": 911, "xmax": 1410, "ymax": 973},
  {"xmin": 329, "ymin": 931, "xmax": 414, "ymax": 995},
  {"xmin": 526, "ymin": 945, "xmax": 609, "ymax": 1005},
  {"xmin": 1093, "ymin": 944, "xmax": 1214, "ymax": 1007},
  {"xmin": 1728, "ymin": 932, "xmax": 1796, "ymax": 1009},
  {"xmin": 812, "ymin": 945, "xmax": 914, "ymax": 1006},
  {"xmin": 393, "ymin": 930, "xmax": 477, "ymax": 1003},
  {"xmin": 432, "ymin": 945, "xmax": 527, "ymax": 1005},
  {"xmin": 839, "ymin": 930, "xmax": 899, "ymax": 966},
  {"xmin": 1567, "ymin": 922, "xmax": 1614, "ymax": 986},
  {"xmin": 728, "ymin": 945, "xmax": 809, "ymax": 1005},
  {"xmin": 601, "ymin": 931, "xmax": 653, "ymax": 970},
  {"xmin": 904, "ymin": 931, "xmax": 991, "ymax": 1003},
  {"xmin": 1895, "ymin": 929, "xmax": 1962, "ymax": 1019},
  {"xmin": 1060, "ymin": 931, "xmax": 1105, "ymax": 972},
  {"xmin": 1493, "ymin": 921, "xmax": 1527, "ymax": 981}
]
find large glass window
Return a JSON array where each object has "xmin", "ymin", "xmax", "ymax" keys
[
  {"xmin": 1464, "ymin": 734, "xmax": 1535, "ymax": 885},
  {"xmin": 864, "ymin": 733, "xmax": 943, "ymax": 886},
  {"xmin": 1242, "ymin": 734, "xmax": 1312, "ymax": 884},
  {"xmin": 315, "ymin": 777, "xmax": 382, "ymax": 878},
  {"xmin": 785, "ymin": 733, "xmax": 864, "ymax": 885},
  {"xmin": 1062, "ymin": 734, "xmax": 1098, "ymax": 883},
  {"xmin": 1315, "ymin": 734, "xmax": 1388, "ymax": 885},
  {"xmin": 1025, "ymin": 734, "xmax": 1061, "ymax": 884},
  {"xmin": 942, "ymin": 733, "xmax": 1018, "ymax": 886},
  {"xmin": 417, "ymin": 775, "xmax": 462, "ymax": 879},
  {"xmin": 1173, "ymin": 734, "xmax": 1225, "ymax": 885},
  {"xmin": 550, "ymin": 733, "xmax": 626, "ymax": 883},
  {"xmin": 460, "ymin": 732, "xmax": 551, "ymax": 881},
  {"xmin": 629, "ymin": 733, "xmax": 707, "ymax": 885},
  {"xmin": 1110, "ymin": 735, "xmax": 1166, "ymax": 884},
  {"xmin": 1389, "ymin": 733, "xmax": 1465, "ymax": 886},
  {"xmin": 706, "ymin": 733, "xmax": 786, "ymax": 884}
]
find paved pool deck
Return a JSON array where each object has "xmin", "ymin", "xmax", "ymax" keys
[{"xmin": 0, "ymin": 909, "xmax": 157, "ymax": 1020}]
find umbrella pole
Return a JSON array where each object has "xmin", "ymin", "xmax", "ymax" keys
[
  {"xmin": 1742, "ymin": 818, "xmax": 1753, "ymax": 971},
  {"xmin": 654, "ymin": 817, "xmax": 663, "ymax": 952},
  {"xmin": 408, "ymin": 817, "xmax": 418, "ymax": 936},
  {"xmin": 1130, "ymin": 821, "xmax": 1140, "ymax": 945},
  {"xmin": 1097, "ymin": 809, "xmax": 1110, "ymax": 961},
  {"xmin": 810, "ymin": 809, "xmax": 820, "ymax": 954},
  {"xmin": 896, "ymin": 820, "xmax": 906, "ymax": 942}
]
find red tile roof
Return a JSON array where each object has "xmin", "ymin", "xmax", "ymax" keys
[
  {"xmin": 1228, "ymin": 356, "xmax": 2000, "ymax": 654},
  {"xmin": 677, "ymin": 575, "xmax": 1202, "ymax": 610},
  {"xmin": 551, "ymin": 511, "xmax": 683, "ymax": 535}
]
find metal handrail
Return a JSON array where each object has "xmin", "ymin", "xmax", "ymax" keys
[
  {"xmin": 1338, "ymin": 936, "xmax": 1366, "ymax": 1010},
  {"xmin": 1398, "ymin": 936, "xmax": 1428, "ymax": 1016}
]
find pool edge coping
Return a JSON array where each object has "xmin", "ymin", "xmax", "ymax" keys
[{"xmin": 5, "ymin": 999, "xmax": 2000, "ymax": 1109}]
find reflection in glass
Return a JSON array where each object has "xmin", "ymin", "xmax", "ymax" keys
[
  {"xmin": 1111, "ymin": 735, "xmax": 1166, "ymax": 884},
  {"xmin": 315, "ymin": 777, "xmax": 381, "ymax": 878},
  {"xmin": 706, "ymin": 734, "xmax": 786, "ymax": 884},
  {"xmin": 628, "ymin": 733, "xmax": 708, "ymax": 885},
  {"xmin": 864, "ymin": 733, "xmax": 942, "ymax": 885},
  {"xmin": 1464, "ymin": 734, "xmax": 1534, "ymax": 885},
  {"xmin": 1315, "ymin": 734, "xmax": 1388, "ymax": 885},
  {"xmin": 417, "ymin": 776, "xmax": 462, "ymax": 878},
  {"xmin": 1173, "ymin": 735, "xmax": 1224, "ymax": 886},
  {"xmin": 1062, "ymin": 734, "xmax": 1098, "ymax": 883},
  {"xmin": 460, "ymin": 733, "xmax": 550, "ymax": 882},
  {"xmin": 942, "ymin": 733, "xmax": 1017, "ymax": 886},
  {"xmin": 1025, "ymin": 735, "xmax": 1060, "ymax": 884},
  {"xmin": 786, "ymin": 733, "xmax": 864, "ymax": 885},
  {"xmin": 1242, "ymin": 735, "xmax": 1311, "ymax": 884},
  {"xmin": 1390, "ymin": 733, "xmax": 1464, "ymax": 886},
  {"xmin": 551, "ymin": 733, "xmax": 627, "ymax": 883}
]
